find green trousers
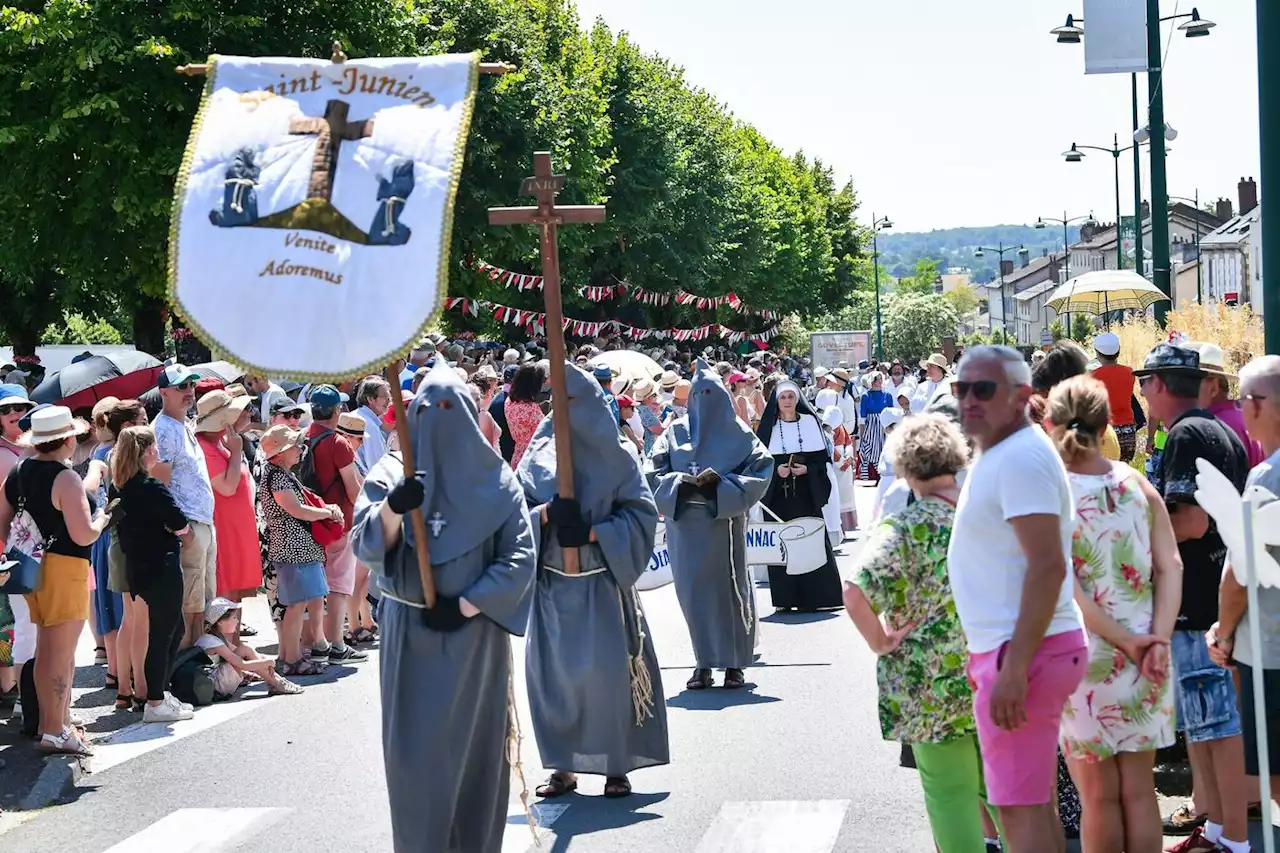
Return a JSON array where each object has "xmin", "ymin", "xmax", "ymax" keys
[{"xmin": 911, "ymin": 735, "xmax": 1000, "ymax": 853}]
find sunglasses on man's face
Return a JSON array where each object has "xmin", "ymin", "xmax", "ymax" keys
[
  {"xmin": 173, "ymin": 380, "xmax": 195, "ymax": 391},
  {"xmin": 955, "ymin": 380, "xmax": 999, "ymax": 402},
  {"xmin": 281, "ymin": 411, "xmax": 303, "ymax": 420}
]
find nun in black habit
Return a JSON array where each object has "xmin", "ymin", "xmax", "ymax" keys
[
  {"xmin": 351, "ymin": 360, "xmax": 537, "ymax": 853},
  {"xmin": 649, "ymin": 361, "xmax": 774, "ymax": 690},
  {"xmin": 515, "ymin": 363, "xmax": 667, "ymax": 800},
  {"xmin": 755, "ymin": 379, "xmax": 844, "ymax": 611}
]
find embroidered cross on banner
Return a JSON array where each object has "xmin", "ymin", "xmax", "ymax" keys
[
  {"xmin": 688, "ymin": 463, "xmax": 701, "ymax": 475},
  {"xmin": 428, "ymin": 512, "xmax": 448, "ymax": 538},
  {"xmin": 289, "ymin": 99, "xmax": 374, "ymax": 201}
]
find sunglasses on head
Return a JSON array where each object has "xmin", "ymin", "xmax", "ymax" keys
[{"xmin": 955, "ymin": 380, "xmax": 999, "ymax": 401}]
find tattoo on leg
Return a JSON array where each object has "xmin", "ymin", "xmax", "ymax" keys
[{"xmin": 53, "ymin": 674, "xmax": 70, "ymax": 704}]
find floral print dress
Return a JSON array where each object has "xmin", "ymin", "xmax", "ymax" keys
[
  {"xmin": 1060, "ymin": 463, "xmax": 1175, "ymax": 761},
  {"xmin": 851, "ymin": 496, "xmax": 975, "ymax": 744}
]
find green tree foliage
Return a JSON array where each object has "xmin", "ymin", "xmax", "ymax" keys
[
  {"xmin": 42, "ymin": 313, "xmax": 125, "ymax": 346},
  {"xmin": 882, "ymin": 294, "xmax": 958, "ymax": 365},
  {"xmin": 1049, "ymin": 320, "xmax": 1067, "ymax": 341},
  {"xmin": 896, "ymin": 258, "xmax": 943, "ymax": 296},
  {"xmin": 877, "ymin": 224, "xmax": 1079, "ymax": 283},
  {"xmin": 811, "ymin": 291, "xmax": 877, "ymax": 336},
  {"xmin": 1071, "ymin": 313, "xmax": 1094, "ymax": 343},
  {"xmin": 942, "ymin": 283, "xmax": 979, "ymax": 323},
  {"xmin": 1, "ymin": 0, "xmax": 867, "ymax": 353}
]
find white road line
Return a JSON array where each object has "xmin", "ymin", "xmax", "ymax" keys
[
  {"xmin": 88, "ymin": 691, "xmax": 269, "ymax": 774},
  {"xmin": 98, "ymin": 808, "xmax": 288, "ymax": 853},
  {"xmin": 501, "ymin": 801, "xmax": 569, "ymax": 853},
  {"xmin": 693, "ymin": 800, "xmax": 851, "ymax": 853}
]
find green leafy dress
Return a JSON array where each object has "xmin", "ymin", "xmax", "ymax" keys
[
  {"xmin": 1060, "ymin": 463, "xmax": 1174, "ymax": 761},
  {"xmin": 851, "ymin": 496, "xmax": 975, "ymax": 744}
]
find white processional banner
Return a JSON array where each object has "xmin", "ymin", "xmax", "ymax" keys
[
  {"xmin": 169, "ymin": 53, "xmax": 479, "ymax": 381},
  {"xmin": 1083, "ymin": 0, "xmax": 1149, "ymax": 75}
]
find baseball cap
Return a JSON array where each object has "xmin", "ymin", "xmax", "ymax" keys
[
  {"xmin": 18, "ymin": 402, "xmax": 50, "ymax": 432},
  {"xmin": 1093, "ymin": 332, "xmax": 1121, "ymax": 357},
  {"xmin": 309, "ymin": 384, "xmax": 349, "ymax": 408},
  {"xmin": 616, "ymin": 394, "xmax": 636, "ymax": 408},
  {"xmin": 270, "ymin": 397, "xmax": 306, "ymax": 415},
  {"xmin": 204, "ymin": 596, "xmax": 242, "ymax": 625},
  {"xmin": 157, "ymin": 364, "xmax": 199, "ymax": 389},
  {"xmin": 591, "ymin": 364, "xmax": 613, "ymax": 381}
]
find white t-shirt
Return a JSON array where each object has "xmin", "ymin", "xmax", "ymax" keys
[{"xmin": 947, "ymin": 425, "xmax": 1083, "ymax": 654}]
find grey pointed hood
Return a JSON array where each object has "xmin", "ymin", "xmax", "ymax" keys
[
  {"xmin": 672, "ymin": 359, "xmax": 758, "ymax": 475},
  {"xmin": 515, "ymin": 362, "xmax": 635, "ymax": 519},
  {"xmin": 404, "ymin": 358, "xmax": 523, "ymax": 563}
]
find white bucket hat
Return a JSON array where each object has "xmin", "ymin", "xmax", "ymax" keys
[{"xmin": 20, "ymin": 405, "xmax": 88, "ymax": 446}]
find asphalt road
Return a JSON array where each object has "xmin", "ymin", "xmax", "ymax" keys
[{"xmin": 4, "ymin": 481, "xmax": 1277, "ymax": 852}]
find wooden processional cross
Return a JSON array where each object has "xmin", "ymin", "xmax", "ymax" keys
[{"xmin": 489, "ymin": 152, "xmax": 606, "ymax": 575}]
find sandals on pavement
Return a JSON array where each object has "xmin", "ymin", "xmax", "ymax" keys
[
  {"xmin": 280, "ymin": 659, "xmax": 324, "ymax": 677},
  {"xmin": 723, "ymin": 668, "xmax": 746, "ymax": 689},
  {"xmin": 94, "ymin": 646, "xmax": 107, "ymax": 666},
  {"xmin": 603, "ymin": 777, "xmax": 632, "ymax": 798},
  {"xmin": 114, "ymin": 693, "xmax": 135, "ymax": 710},
  {"xmin": 686, "ymin": 668, "xmax": 714, "ymax": 691},
  {"xmin": 268, "ymin": 678, "xmax": 305, "ymax": 696},
  {"xmin": 1162, "ymin": 803, "xmax": 1208, "ymax": 836},
  {"xmin": 536, "ymin": 772, "xmax": 578, "ymax": 799},
  {"xmin": 37, "ymin": 726, "xmax": 94, "ymax": 758}
]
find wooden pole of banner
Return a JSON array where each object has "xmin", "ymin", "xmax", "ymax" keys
[{"xmin": 488, "ymin": 153, "xmax": 606, "ymax": 575}]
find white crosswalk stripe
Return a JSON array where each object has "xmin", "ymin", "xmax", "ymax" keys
[
  {"xmin": 693, "ymin": 800, "xmax": 851, "ymax": 853},
  {"xmin": 98, "ymin": 808, "xmax": 289, "ymax": 852}
]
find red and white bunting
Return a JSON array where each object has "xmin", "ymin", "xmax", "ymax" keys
[{"xmin": 449, "ymin": 297, "xmax": 776, "ymax": 343}]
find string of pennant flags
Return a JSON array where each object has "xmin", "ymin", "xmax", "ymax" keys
[
  {"xmin": 472, "ymin": 260, "xmax": 778, "ymax": 320},
  {"xmin": 443, "ymin": 296, "xmax": 781, "ymax": 345}
]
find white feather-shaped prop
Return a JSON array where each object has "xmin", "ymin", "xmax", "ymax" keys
[{"xmin": 1194, "ymin": 458, "xmax": 1280, "ymax": 588}]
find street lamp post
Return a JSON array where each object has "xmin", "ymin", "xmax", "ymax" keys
[
  {"xmin": 974, "ymin": 243, "xmax": 1028, "ymax": 344},
  {"xmin": 1063, "ymin": 138, "xmax": 1147, "ymax": 270},
  {"xmin": 1169, "ymin": 191, "xmax": 1204, "ymax": 302},
  {"xmin": 1051, "ymin": 5, "xmax": 1216, "ymax": 320},
  {"xmin": 870, "ymin": 213, "xmax": 892, "ymax": 361},
  {"xmin": 1035, "ymin": 210, "xmax": 1096, "ymax": 335}
]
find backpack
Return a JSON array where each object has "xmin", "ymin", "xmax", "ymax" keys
[
  {"xmin": 295, "ymin": 427, "xmax": 335, "ymax": 494},
  {"xmin": 168, "ymin": 646, "xmax": 217, "ymax": 707}
]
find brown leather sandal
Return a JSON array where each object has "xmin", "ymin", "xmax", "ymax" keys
[
  {"xmin": 686, "ymin": 668, "xmax": 714, "ymax": 690},
  {"xmin": 535, "ymin": 771, "xmax": 577, "ymax": 799},
  {"xmin": 603, "ymin": 776, "xmax": 632, "ymax": 798},
  {"xmin": 723, "ymin": 668, "xmax": 746, "ymax": 689}
]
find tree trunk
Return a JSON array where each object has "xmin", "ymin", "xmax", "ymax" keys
[{"xmin": 132, "ymin": 299, "xmax": 168, "ymax": 359}]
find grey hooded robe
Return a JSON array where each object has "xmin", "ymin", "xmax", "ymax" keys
[
  {"xmin": 515, "ymin": 363, "xmax": 668, "ymax": 777},
  {"xmin": 351, "ymin": 360, "xmax": 536, "ymax": 853},
  {"xmin": 649, "ymin": 362, "xmax": 774, "ymax": 669}
]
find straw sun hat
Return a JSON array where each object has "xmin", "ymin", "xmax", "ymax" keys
[
  {"xmin": 194, "ymin": 389, "xmax": 252, "ymax": 433},
  {"xmin": 20, "ymin": 405, "xmax": 89, "ymax": 446},
  {"xmin": 260, "ymin": 424, "xmax": 305, "ymax": 459}
]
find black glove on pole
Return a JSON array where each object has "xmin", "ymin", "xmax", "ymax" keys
[{"xmin": 387, "ymin": 474, "xmax": 425, "ymax": 515}]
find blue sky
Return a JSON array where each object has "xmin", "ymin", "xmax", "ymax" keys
[{"xmin": 571, "ymin": 0, "xmax": 1260, "ymax": 233}]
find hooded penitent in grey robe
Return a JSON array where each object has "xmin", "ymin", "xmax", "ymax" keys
[
  {"xmin": 649, "ymin": 362, "xmax": 774, "ymax": 671},
  {"xmin": 515, "ymin": 363, "xmax": 668, "ymax": 779},
  {"xmin": 351, "ymin": 360, "xmax": 536, "ymax": 853}
]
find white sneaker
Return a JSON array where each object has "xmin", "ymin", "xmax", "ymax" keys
[
  {"xmin": 164, "ymin": 692, "xmax": 194, "ymax": 713},
  {"xmin": 143, "ymin": 701, "xmax": 192, "ymax": 723}
]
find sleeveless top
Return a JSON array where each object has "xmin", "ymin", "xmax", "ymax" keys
[{"xmin": 3, "ymin": 458, "xmax": 96, "ymax": 559}]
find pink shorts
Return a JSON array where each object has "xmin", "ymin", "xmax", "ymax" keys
[
  {"xmin": 323, "ymin": 534, "xmax": 357, "ymax": 596},
  {"xmin": 968, "ymin": 629, "xmax": 1087, "ymax": 807}
]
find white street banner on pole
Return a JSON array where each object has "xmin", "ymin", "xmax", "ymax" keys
[
  {"xmin": 169, "ymin": 53, "xmax": 479, "ymax": 381},
  {"xmin": 1083, "ymin": 0, "xmax": 1149, "ymax": 75}
]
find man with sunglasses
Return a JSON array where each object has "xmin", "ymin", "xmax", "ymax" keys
[
  {"xmin": 152, "ymin": 364, "xmax": 217, "ymax": 649},
  {"xmin": 946, "ymin": 346, "xmax": 1085, "ymax": 853},
  {"xmin": 269, "ymin": 397, "xmax": 307, "ymax": 426},
  {"xmin": 1138, "ymin": 343, "xmax": 1250, "ymax": 853}
]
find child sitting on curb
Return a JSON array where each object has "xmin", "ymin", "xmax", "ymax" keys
[{"xmin": 197, "ymin": 598, "xmax": 303, "ymax": 697}]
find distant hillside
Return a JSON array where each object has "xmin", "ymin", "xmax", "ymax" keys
[{"xmin": 876, "ymin": 224, "xmax": 1082, "ymax": 284}]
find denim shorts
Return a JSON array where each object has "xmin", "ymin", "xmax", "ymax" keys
[
  {"xmin": 1171, "ymin": 629, "xmax": 1242, "ymax": 743},
  {"xmin": 274, "ymin": 561, "xmax": 329, "ymax": 608}
]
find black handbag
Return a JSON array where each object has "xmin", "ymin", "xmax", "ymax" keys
[{"xmin": 1, "ymin": 464, "xmax": 46, "ymax": 595}]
